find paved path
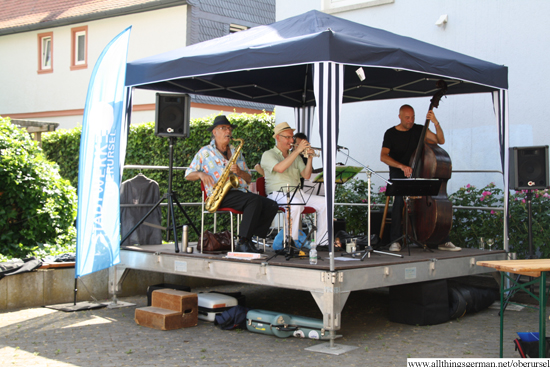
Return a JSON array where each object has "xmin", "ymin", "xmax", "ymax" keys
[{"xmin": 0, "ymin": 279, "xmax": 545, "ymax": 366}]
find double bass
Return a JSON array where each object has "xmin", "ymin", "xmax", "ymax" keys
[{"xmin": 409, "ymin": 80, "xmax": 453, "ymax": 247}]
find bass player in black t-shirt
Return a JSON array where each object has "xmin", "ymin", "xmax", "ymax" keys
[{"xmin": 380, "ymin": 104, "xmax": 461, "ymax": 252}]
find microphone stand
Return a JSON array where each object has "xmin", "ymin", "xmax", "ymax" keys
[{"xmin": 337, "ymin": 149, "xmax": 402, "ymax": 260}]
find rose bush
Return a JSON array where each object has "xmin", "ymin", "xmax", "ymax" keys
[{"xmin": 336, "ymin": 179, "xmax": 549, "ymax": 258}]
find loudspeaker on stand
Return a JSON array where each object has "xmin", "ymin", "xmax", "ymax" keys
[
  {"xmin": 155, "ymin": 93, "xmax": 190, "ymax": 138},
  {"xmin": 509, "ymin": 146, "xmax": 549, "ymax": 190}
]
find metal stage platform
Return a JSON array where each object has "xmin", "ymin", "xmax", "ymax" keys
[{"xmin": 110, "ymin": 245, "xmax": 506, "ymax": 334}]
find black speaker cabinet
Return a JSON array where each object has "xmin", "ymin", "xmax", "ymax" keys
[
  {"xmin": 155, "ymin": 93, "xmax": 190, "ymax": 138},
  {"xmin": 509, "ymin": 146, "xmax": 549, "ymax": 190}
]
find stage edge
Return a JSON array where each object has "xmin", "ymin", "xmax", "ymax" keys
[{"xmin": 109, "ymin": 249, "xmax": 507, "ymax": 333}]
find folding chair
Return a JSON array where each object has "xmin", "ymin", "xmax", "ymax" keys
[
  {"xmin": 256, "ymin": 177, "xmax": 317, "ymax": 243},
  {"xmin": 200, "ymin": 182, "xmax": 243, "ymax": 253}
]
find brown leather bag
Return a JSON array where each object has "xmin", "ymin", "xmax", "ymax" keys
[{"xmin": 197, "ymin": 230, "xmax": 232, "ymax": 253}]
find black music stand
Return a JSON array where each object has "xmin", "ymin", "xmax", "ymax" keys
[
  {"xmin": 385, "ymin": 178, "xmax": 441, "ymax": 255},
  {"xmin": 266, "ymin": 185, "xmax": 310, "ymax": 262}
]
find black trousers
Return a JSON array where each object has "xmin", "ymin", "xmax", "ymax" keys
[
  {"xmin": 390, "ymin": 195, "xmax": 405, "ymax": 243},
  {"xmin": 219, "ymin": 190, "xmax": 279, "ymax": 239}
]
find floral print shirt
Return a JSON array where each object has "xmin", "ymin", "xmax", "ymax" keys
[{"xmin": 185, "ymin": 139, "xmax": 250, "ymax": 197}]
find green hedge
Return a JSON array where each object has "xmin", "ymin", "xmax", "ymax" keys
[{"xmin": 42, "ymin": 112, "xmax": 275, "ymax": 241}]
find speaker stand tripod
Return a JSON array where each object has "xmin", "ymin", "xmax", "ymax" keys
[{"xmin": 120, "ymin": 137, "xmax": 199, "ymax": 252}]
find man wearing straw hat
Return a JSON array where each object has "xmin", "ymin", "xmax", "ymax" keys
[{"xmin": 261, "ymin": 122, "xmax": 328, "ymax": 247}]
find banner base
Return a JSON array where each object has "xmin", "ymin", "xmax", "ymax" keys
[
  {"xmin": 45, "ymin": 301, "xmax": 106, "ymax": 312},
  {"xmin": 103, "ymin": 300, "xmax": 136, "ymax": 309}
]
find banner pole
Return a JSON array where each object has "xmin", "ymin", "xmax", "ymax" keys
[{"xmin": 73, "ymin": 278, "xmax": 78, "ymax": 306}]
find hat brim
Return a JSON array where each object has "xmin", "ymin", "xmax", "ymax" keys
[
  {"xmin": 273, "ymin": 127, "xmax": 295, "ymax": 138},
  {"xmin": 208, "ymin": 123, "xmax": 237, "ymax": 131}
]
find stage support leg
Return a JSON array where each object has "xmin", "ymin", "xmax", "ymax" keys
[
  {"xmin": 105, "ymin": 264, "xmax": 135, "ymax": 309},
  {"xmin": 306, "ymin": 271, "xmax": 357, "ymax": 355}
]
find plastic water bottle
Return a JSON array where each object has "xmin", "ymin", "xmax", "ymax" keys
[{"xmin": 309, "ymin": 240, "xmax": 317, "ymax": 265}]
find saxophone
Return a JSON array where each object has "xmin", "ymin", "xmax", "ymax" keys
[{"xmin": 205, "ymin": 138, "xmax": 245, "ymax": 213}]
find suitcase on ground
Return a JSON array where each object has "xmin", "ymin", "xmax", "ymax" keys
[
  {"xmin": 246, "ymin": 309, "xmax": 329, "ymax": 340},
  {"xmin": 209, "ymin": 291, "xmax": 246, "ymax": 306},
  {"xmin": 197, "ymin": 293, "xmax": 238, "ymax": 322}
]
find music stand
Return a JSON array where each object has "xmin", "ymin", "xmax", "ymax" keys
[
  {"xmin": 265, "ymin": 184, "xmax": 310, "ymax": 262},
  {"xmin": 313, "ymin": 166, "xmax": 362, "ymax": 184},
  {"xmin": 385, "ymin": 178, "xmax": 441, "ymax": 255}
]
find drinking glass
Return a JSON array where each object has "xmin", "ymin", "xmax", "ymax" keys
[
  {"xmin": 346, "ymin": 239, "xmax": 353, "ymax": 253},
  {"xmin": 478, "ymin": 237, "xmax": 485, "ymax": 251},
  {"xmin": 487, "ymin": 238, "xmax": 494, "ymax": 251}
]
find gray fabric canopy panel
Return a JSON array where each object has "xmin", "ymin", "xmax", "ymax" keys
[{"xmin": 125, "ymin": 10, "xmax": 510, "ymax": 260}]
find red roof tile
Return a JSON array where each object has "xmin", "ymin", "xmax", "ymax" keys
[{"xmin": 0, "ymin": 0, "xmax": 180, "ymax": 31}]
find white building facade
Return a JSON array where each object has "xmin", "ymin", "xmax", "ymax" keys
[
  {"xmin": 0, "ymin": 0, "xmax": 275, "ymax": 130},
  {"xmin": 276, "ymin": 0, "xmax": 548, "ymax": 193}
]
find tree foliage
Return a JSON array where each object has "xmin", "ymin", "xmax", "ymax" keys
[{"xmin": 0, "ymin": 117, "xmax": 77, "ymax": 258}]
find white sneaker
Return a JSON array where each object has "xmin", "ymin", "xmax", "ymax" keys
[
  {"xmin": 389, "ymin": 242, "xmax": 401, "ymax": 252},
  {"xmin": 438, "ymin": 242, "xmax": 462, "ymax": 251}
]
